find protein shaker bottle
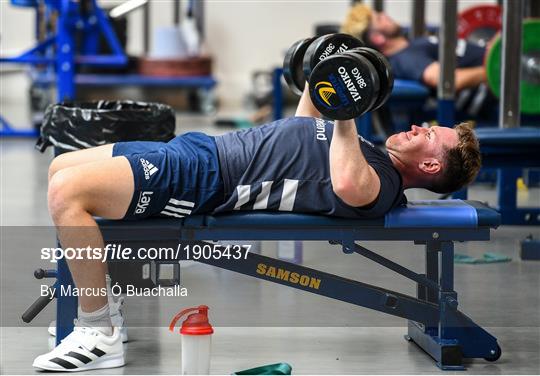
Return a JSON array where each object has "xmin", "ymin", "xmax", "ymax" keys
[{"xmin": 169, "ymin": 305, "xmax": 214, "ymax": 375}]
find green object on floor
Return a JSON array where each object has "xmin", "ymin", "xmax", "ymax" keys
[
  {"xmin": 215, "ymin": 118, "xmax": 255, "ymax": 129},
  {"xmin": 454, "ymin": 253, "xmax": 478, "ymax": 263},
  {"xmin": 454, "ymin": 252, "xmax": 512, "ymax": 264},
  {"xmin": 483, "ymin": 252, "xmax": 512, "ymax": 263},
  {"xmin": 233, "ymin": 362, "xmax": 292, "ymax": 375}
]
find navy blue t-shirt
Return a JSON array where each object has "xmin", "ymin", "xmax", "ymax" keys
[
  {"xmin": 213, "ymin": 117, "xmax": 406, "ymax": 218},
  {"xmin": 389, "ymin": 36, "xmax": 486, "ymax": 82}
]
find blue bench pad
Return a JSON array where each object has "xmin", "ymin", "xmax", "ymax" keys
[
  {"xmin": 98, "ymin": 200, "xmax": 499, "ymax": 230},
  {"xmin": 205, "ymin": 200, "xmax": 498, "ymax": 229},
  {"xmin": 476, "ymin": 127, "xmax": 540, "ymax": 146},
  {"xmin": 390, "ymin": 79, "xmax": 430, "ymax": 99}
]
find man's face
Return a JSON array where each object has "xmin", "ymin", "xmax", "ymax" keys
[
  {"xmin": 386, "ymin": 125, "xmax": 459, "ymax": 171},
  {"xmin": 370, "ymin": 11, "xmax": 402, "ymax": 38}
]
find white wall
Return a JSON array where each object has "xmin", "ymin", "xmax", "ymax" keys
[
  {"xmin": 0, "ymin": 2, "xmax": 35, "ymax": 112},
  {"xmin": 123, "ymin": 0, "xmax": 352, "ymax": 107},
  {"xmin": 1, "ymin": 0, "xmax": 497, "ymax": 112}
]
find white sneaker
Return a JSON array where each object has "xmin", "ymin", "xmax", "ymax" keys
[
  {"xmin": 48, "ymin": 298, "xmax": 128, "ymax": 342},
  {"xmin": 33, "ymin": 325, "xmax": 125, "ymax": 372}
]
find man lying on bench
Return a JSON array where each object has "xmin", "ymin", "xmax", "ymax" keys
[
  {"xmin": 35, "ymin": 43, "xmax": 481, "ymax": 371},
  {"xmin": 341, "ymin": 3, "xmax": 498, "ymax": 120}
]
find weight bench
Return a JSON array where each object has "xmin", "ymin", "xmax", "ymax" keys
[{"xmin": 51, "ymin": 199, "xmax": 501, "ymax": 370}]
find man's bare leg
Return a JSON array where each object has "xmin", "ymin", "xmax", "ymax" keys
[
  {"xmin": 48, "ymin": 144, "xmax": 118, "ymax": 295},
  {"xmin": 48, "ymin": 144, "xmax": 115, "ymax": 182},
  {"xmin": 48, "ymin": 156, "xmax": 133, "ymax": 313},
  {"xmin": 33, "ymin": 151, "xmax": 135, "ymax": 370}
]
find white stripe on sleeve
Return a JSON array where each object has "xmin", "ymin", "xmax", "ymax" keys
[
  {"xmin": 234, "ymin": 185, "xmax": 251, "ymax": 210},
  {"xmin": 278, "ymin": 179, "xmax": 298, "ymax": 211},
  {"xmin": 252, "ymin": 181, "xmax": 273, "ymax": 210}
]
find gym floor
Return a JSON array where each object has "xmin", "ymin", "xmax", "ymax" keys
[{"xmin": 1, "ymin": 111, "xmax": 539, "ymax": 374}]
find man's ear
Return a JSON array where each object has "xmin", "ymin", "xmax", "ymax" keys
[{"xmin": 418, "ymin": 158, "xmax": 441, "ymax": 175}]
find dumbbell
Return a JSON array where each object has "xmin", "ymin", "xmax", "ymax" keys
[
  {"xmin": 308, "ymin": 47, "xmax": 394, "ymax": 120},
  {"xmin": 283, "ymin": 33, "xmax": 364, "ymax": 95},
  {"xmin": 284, "ymin": 34, "xmax": 394, "ymax": 119}
]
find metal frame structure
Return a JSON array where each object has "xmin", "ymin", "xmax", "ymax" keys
[
  {"xmin": 409, "ymin": 0, "xmax": 426, "ymax": 39},
  {"xmin": 0, "ymin": 0, "xmax": 128, "ymax": 100},
  {"xmin": 453, "ymin": 0, "xmax": 540, "ymax": 233},
  {"xmin": 498, "ymin": 0, "xmax": 523, "ymax": 128},
  {"xmin": 0, "ymin": 0, "xmax": 127, "ymax": 137},
  {"xmin": 1, "ymin": 0, "xmax": 215, "ymax": 137},
  {"xmin": 33, "ymin": 200, "xmax": 504, "ymax": 370},
  {"xmin": 437, "ymin": 0, "xmax": 457, "ymax": 126}
]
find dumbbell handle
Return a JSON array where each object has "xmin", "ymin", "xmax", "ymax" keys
[
  {"xmin": 34, "ymin": 268, "xmax": 57, "ymax": 279},
  {"xmin": 21, "ymin": 283, "xmax": 56, "ymax": 323}
]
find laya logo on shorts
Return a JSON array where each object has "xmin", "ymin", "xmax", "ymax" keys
[
  {"xmin": 135, "ymin": 191, "xmax": 154, "ymax": 214},
  {"xmin": 140, "ymin": 158, "xmax": 158, "ymax": 180}
]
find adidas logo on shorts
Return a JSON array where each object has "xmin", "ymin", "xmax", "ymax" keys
[{"xmin": 140, "ymin": 158, "xmax": 158, "ymax": 180}]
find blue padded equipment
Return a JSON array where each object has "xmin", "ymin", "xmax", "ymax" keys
[
  {"xmin": 97, "ymin": 200, "xmax": 500, "ymax": 230},
  {"xmin": 202, "ymin": 200, "xmax": 498, "ymax": 229},
  {"xmin": 10, "ymin": 0, "xmax": 38, "ymax": 7},
  {"xmin": 476, "ymin": 126, "xmax": 540, "ymax": 146},
  {"xmin": 476, "ymin": 126, "xmax": 540, "ymax": 168},
  {"xmin": 390, "ymin": 79, "xmax": 430, "ymax": 99},
  {"xmin": 386, "ymin": 200, "xmax": 485, "ymax": 228}
]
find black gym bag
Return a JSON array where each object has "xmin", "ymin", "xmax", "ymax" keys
[{"xmin": 36, "ymin": 100, "xmax": 176, "ymax": 153}]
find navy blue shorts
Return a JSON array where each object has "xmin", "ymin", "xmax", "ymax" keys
[{"xmin": 112, "ymin": 132, "xmax": 224, "ymax": 220}]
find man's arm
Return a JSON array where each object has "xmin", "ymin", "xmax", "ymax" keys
[
  {"xmin": 422, "ymin": 62, "xmax": 487, "ymax": 91},
  {"xmin": 330, "ymin": 120, "xmax": 381, "ymax": 207},
  {"xmin": 295, "ymin": 83, "xmax": 321, "ymax": 118},
  {"xmin": 295, "ymin": 82, "xmax": 380, "ymax": 207}
]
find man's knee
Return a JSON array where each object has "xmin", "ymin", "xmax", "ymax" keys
[
  {"xmin": 48, "ymin": 154, "xmax": 68, "ymax": 182},
  {"xmin": 48, "ymin": 168, "xmax": 85, "ymax": 222}
]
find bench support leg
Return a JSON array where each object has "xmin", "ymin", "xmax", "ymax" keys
[
  {"xmin": 520, "ymin": 236, "xmax": 540, "ymax": 260},
  {"xmin": 406, "ymin": 241, "xmax": 500, "ymax": 370},
  {"xmin": 55, "ymin": 254, "xmax": 78, "ymax": 345}
]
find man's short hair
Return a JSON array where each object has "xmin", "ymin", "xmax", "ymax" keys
[{"xmin": 430, "ymin": 122, "xmax": 481, "ymax": 194}]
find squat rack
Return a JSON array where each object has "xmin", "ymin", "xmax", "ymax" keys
[{"xmin": 0, "ymin": 0, "xmax": 215, "ymax": 138}]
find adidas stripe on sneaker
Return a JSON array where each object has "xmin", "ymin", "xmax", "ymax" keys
[{"xmin": 33, "ymin": 325, "xmax": 125, "ymax": 372}]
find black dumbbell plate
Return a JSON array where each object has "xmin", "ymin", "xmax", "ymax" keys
[
  {"xmin": 283, "ymin": 37, "xmax": 315, "ymax": 96},
  {"xmin": 309, "ymin": 53, "xmax": 379, "ymax": 120},
  {"xmin": 349, "ymin": 47, "xmax": 394, "ymax": 110},
  {"xmin": 302, "ymin": 33, "xmax": 364, "ymax": 80}
]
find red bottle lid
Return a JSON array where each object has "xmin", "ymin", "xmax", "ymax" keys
[{"xmin": 169, "ymin": 305, "xmax": 214, "ymax": 336}]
